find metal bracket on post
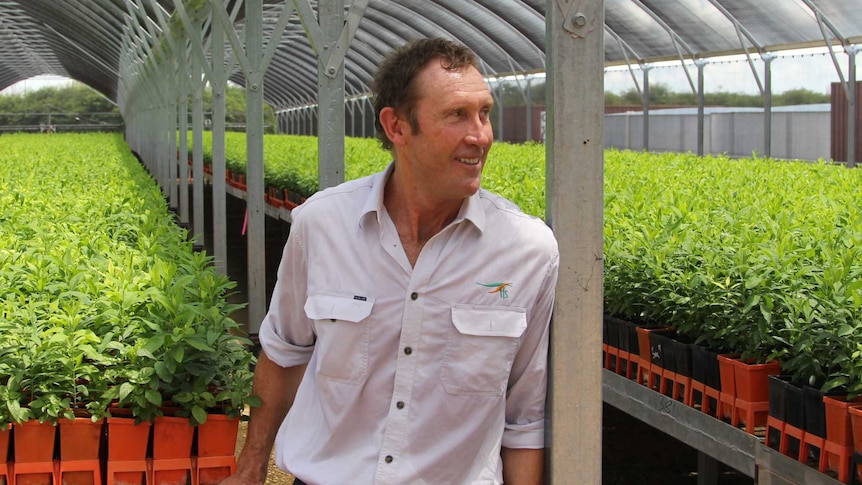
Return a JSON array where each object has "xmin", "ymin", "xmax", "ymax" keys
[
  {"xmin": 172, "ymin": 0, "xmax": 215, "ymax": 83},
  {"xmin": 211, "ymin": 0, "xmax": 292, "ymax": 83},
  {"xmin": 293, "ymin": 0, "xmax": 368, "ymax": 78},
  {"xmin": 558, "ymin": 0, "xmax": 596, "ymax": 39},
  {"xmin": 211, "ymin": 0, "xmax": 250, "ymax": 77},
  {"xmin": 133, "ymin": 0, "xmax": 179, "ymax": 75}
]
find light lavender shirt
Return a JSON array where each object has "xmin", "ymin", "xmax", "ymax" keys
[{"xmin": 259, "ymin": 164, "xmax": 559, "ymax": 485}]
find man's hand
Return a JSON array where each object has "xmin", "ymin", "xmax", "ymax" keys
[
  {"xmin": 217, "ymin": 466, "xmax": 267, "ymax": 485},
  {"xmin": 218, "ymin": 352, "xmax": 307, "ymax": 484}
]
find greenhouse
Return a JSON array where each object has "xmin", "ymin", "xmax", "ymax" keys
[{"xmin": 1, "ymin": 1, "xmax": 862, "ymax": 484}]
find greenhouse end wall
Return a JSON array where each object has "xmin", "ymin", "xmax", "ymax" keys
[{"xmin": 604, "ymin": 106, "xmax": 831, "ymax": 161}]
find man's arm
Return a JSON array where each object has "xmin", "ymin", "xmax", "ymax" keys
[
  {"xmin": 502, "ymin": 447, "xmax": 544, "ymax": 485},
  {"xmin": 220, "ymin": 352, "xmax": 306, "ymax": 485}
]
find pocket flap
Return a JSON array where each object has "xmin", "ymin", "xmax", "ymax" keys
[
  {"xmin": 305, "ymin": 293, "xmax": 374, "ymax": 322},
  {"xmin": 451, "ymin": 305, "xmax": 527, "ymax": 338}
]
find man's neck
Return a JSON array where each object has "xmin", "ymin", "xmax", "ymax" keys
[{"xmin": 384, "ymin": 171, "xmax": 463, "ymax": 266}]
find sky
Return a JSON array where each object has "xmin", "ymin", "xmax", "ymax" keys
[
  {"xmin": 1, "ymin": 75, "xmax": 75, "ymax": 96},
  {"xmin": 604, "ymin": 47, "xmax": 843, "ymax": 95},
  {"xmin": 0, "ymin": 48, "xmax": 849, "ymax": 98}
]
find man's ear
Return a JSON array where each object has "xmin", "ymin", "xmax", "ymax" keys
[{"xmin": 379, "ymin": 107, "xmax": 408, "ymax": 146}]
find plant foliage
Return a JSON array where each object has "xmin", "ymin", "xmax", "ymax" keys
[
  {"xmin": 192, "ymin": 133, "xmax": 862, "ymax": 396},
  {"xmin": 0, "ymin": 133, "xmax": 258, "ymax": 426}
]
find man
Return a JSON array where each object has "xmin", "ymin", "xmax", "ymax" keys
[{"xmin": 225, "ymin": 38, "xmax": 558, "ymax": 485}]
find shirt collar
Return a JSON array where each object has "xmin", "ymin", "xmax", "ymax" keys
[{"xmin": 359, "ymin": 162, "xmax": 485, "ymax": 234}]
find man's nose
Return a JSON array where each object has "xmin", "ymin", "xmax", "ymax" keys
[{"xmin": 465, "ymin": 115, "xmax": 492, "ymax": 146}]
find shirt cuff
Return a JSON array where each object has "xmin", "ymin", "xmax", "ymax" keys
[
  {"xmin": 502, "ymin": 420, "xmax": 545, "ymax": 449},
  {"xmin": 258, "ymin": 315, "xmax": 315, "ymax": 368}
]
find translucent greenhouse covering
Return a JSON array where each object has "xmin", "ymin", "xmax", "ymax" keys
[
  {"xmin": 1, "ymin": 0, "xmax": 861, "ymax": 111},
  {"xmin": 1, "ymin": 3, "xmax": 860, "ymax": 484}
]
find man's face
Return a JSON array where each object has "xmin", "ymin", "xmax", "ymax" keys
[{"xmin": 398, "ymin": 60, "xmax": 494, "ymax": 203}]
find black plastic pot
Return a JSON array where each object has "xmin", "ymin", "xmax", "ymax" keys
[
  {"xmin": 767, "ymin": 375, "xmax": 789, "ymax": 451},
  {"xmin": 625, "ymin": 322, "xmax": 640, "ymax": 355},
  {"xmin": 604, "ymin": 315, "xmax": 620, "ymax": 349},
  {"xmin": 690, "ymin": 344, "xmax": 721, "ymax": 391},
  {"xmin": 649, "ymin": 331, "xmax": 677, "ymax": 372},
  {"xmin": 614, "ymin": 317, "xmax": 637, "ymax": 354},
  {"xmin": 670, "ymin": 335, "xmax": 692, "ymax": 378},
  {"xmin": 803, "ymin": 383, "xmax": 846, "ymax": 438},
  {"xmin": 768, "ymin": 375, "xmax": 789, "ymax": 420},
  {"xmin": 785, "ymin": 379, "xmax": 805, "ymax": 430}
]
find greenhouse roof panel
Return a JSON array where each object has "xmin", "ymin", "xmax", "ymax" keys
[{"xmin": 1, "ymin": 0, "xmax": 862, "ymax": 109}]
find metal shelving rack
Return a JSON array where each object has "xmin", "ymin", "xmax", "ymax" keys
[{"xmin": 603, "ymin": 369, "xmax": 845, "ymax": 485}]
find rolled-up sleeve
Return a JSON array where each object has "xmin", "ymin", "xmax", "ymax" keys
[
  {"xmin": 502, "ymin": 249, "xmax": 558, "ymax": 449},
  {"xmin": 258, "ymin": 215, "xmax": 316, "ymax": 368}
]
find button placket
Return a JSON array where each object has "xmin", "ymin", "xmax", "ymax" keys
[{"xmin": 375, "ymin": 258, "xmax": 435, "ymax": 483}]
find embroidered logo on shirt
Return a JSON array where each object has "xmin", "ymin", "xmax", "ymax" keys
[{"xmin": 476, "ymin": 282, "xmax": 513, "ymax": 299}]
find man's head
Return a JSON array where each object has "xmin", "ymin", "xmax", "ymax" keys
[{"xmin": 372, "ymin": 38, "xmax": 481, "ymax": 150}]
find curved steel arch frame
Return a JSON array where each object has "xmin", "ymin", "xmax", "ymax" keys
[{"xmin": 3, "ymin": 2, "xmax": 862, "ymax": 484}]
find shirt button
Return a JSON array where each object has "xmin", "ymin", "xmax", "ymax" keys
[
  {"xmin": 404, "ymin": 347, "xmax": 412, "ymax": 355},
  {"xmin": 396, "ymin": 401, "xmax": 405, "ymax": 409},
  {"xmin": 410, "ymin": 292, "xmax": 418, "ymax": 300},
  {"xmin": 385, "ymin": 455, "xmax": 394, "ymax": 463}
]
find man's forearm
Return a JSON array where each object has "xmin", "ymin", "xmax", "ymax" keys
[
  {"xmin": 501, "ymin": 447, "xmax": 544, "ymax": 485},
  {"xmin": 232, "ymin": 352, "xmax": 307, "ymax": 483}
]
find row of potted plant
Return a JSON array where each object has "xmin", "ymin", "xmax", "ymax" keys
[
  {"xmin": 602, "ymin": 149, "xmax": 862, "ymax": 396},
  {"xmin": 603, "ymin": 315, "xmax": 862, "ymax": 483},
  {"xmin": 0, "ymin": 132, "xmax": 259, "ymax": 430},
  {"xmin": 188, "ymin": 133, "xmax": 862, "ymax": 397},
  {"xmin": 188, "ymin": 131, "xmax": 547, "ymax": 218},
  {"xmin": 0, "ymin": 411, "xmax": 239, "ymax": 485},
  {"xmin": 765, "ymin": 374, "xmax": 862, "ymax": 483}
]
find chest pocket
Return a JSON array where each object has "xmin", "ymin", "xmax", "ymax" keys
[
  {"xmin": 441, "ymin": 304, "xmax": 527, "ymax": 396},
  {"xmin": 305, "ymin": 293, "xmax": 374, "ymax": 383}
]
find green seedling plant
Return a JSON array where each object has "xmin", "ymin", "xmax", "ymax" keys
[
  {"xmin": 0, "ymin": 133, "xmax": 260, "ymax": 425},
  {"xmin": 187, "ymin": 132, "xmax": 862, "ymax": 395}
]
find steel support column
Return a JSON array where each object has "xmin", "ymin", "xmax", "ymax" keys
[
  {"xmin": 192, "ymin": 55, "xmax": 205, "ymax": 248},
  {"xmin": 763, "ymin": 55, "xmax": 773, "ymax": 158},
  {"xmin": 178, "ymin": 64, "xmax": 189, "ymax": 225},
  {"xmin": 697, "ymin": 60, "xmax": 705, "ymax": 156},
  {"xmin": 168, "ymin": 97, "xmax": 179, "ymax": 209},
  {"xmin": 317, "ymin": 0, "xmax": 346, "ymax": 189},
  {"xmin": 642, "ymin": 65, "xmax": 650, "ymax": 151},
  {"xmin": 545, "ymin": 1, "xmax": 604, "ymax": 483},
  {"xmin": 211, "ymin": 22, "xmax": 228, "ymax": 275},
  {"xmin": 245, "ymin": 0, "xmax": 267, "ymax": 332},
  {"xmin": 526, "ymin": 77, "xmax": 533, "ymax": 142},
  {"xmin": 848, "ymin": 49, "xmax": 857, "ymax": 167}
]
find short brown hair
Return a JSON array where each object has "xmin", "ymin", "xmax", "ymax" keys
[{"xmin": 371, "ymin": 38, "xmax": 480, "ymax": 150}]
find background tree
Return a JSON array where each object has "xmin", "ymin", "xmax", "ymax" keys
[
  {"xmin": 0, "ymin": 84, "xmax": 121, "ymax": 127},
  {"xmin": 0, "ymin": 81, "xmax": 277, "ymax": 132},
  {"xmin": 605, "ymin": 82, "xmax": 829, "ymax": 107},
  {"xmin": 201, "ymin": 84, "xmax": 278, "ymax": 133}
]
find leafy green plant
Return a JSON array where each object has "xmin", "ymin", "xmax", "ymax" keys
[
  {"xmin": 0, "ymin": 133, "xmax": 259, "ymax": 424},
  {"xmin": 187, "ymin": 132, "xmax": 862, "ymax": 395}
]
